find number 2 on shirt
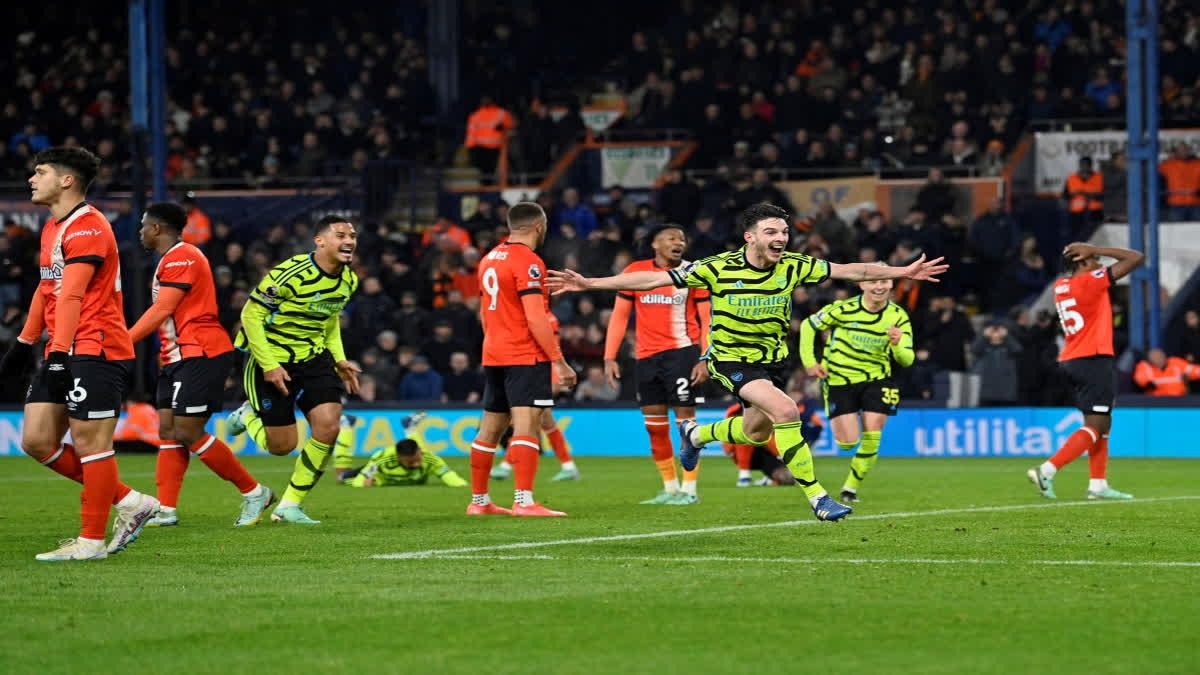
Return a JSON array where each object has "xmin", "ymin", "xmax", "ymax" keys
[{"xmin": 482, "ymin": 268, "xmax": 499, "ymax": 311}]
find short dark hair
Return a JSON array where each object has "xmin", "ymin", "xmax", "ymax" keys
[
  {"xmin": 144, "ymin": 201, "xmax": 187, "ymax": 233},
  {"xmin": 737, "ymin": 203, "xmax": 790, "ymax": 233},
  {"xmin": 34, "ymin": 146, "xmax": 101, "ymax": 193},
  {"xmin": 507, "ymin": 201, "xmax": 546, "ymax": 230},
  {"xmin": 1060, "ymin": 252, "xmax": 1089, "ymax": 275},
  {"xmin": 315, "ymin": 214, "xmax": 352, "ymax": 235},
  {"xmin": 394, "ymin": 439, "xmax": 420, "ymax": 456}
]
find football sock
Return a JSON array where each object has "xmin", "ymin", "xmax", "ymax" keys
[
  {"xmin": 1044, "ymin": 426, "xmax": 1099, "ymax": 477},
  {"xmin": 645, "ymin": 415, "xmax": 677, "ymax": 487},
  {"xmin": 281, "ymin": 437, "xmax": 332, "ymax": 505},
  {"xmin": 775, "ymin": 421, "xmax": 826, "ymax": 503},
  {"xmin": 681, "ymin": 462, "xmax": 699, "ymax": 496},
  {"xmin": 696, "ymin": 416, "xmax": 753, "ymax": 446},
  {"xmin": 245, "ymin": 410, "xmax": 268, "ymax": 449},
  {"xmin": 738, "ymin": 468, "xmax": 752, "ymax": 481},
  {"xmin": 470, "ymin": 440, "xmax": 497, "ymax": 503},
  {"xmin": 734, "ymin": 444, "xmax": 755, "ymax": 470},
  {"xmin": 509, "ymin": 435, "xmax": 539, "ymax": 505},
  {"xmin": 1088, "ymin": 433, "xmax": 1109, "ymax": 480},
  {"xmin": 43, "ymin": 443, "xmax": 133, "ymax": 505},
  {"xmin": 79, "ymin": 451, "xmax": 119, "ymax": 541},
  {"xmin": 191, "ymin": 433, "xmax": 258, "ymax": 494},
  {"xmin": 543, "ymin": 423, "xmax": 572, "ymax": 464},
  {"xmin": 155, "ymin": 441, "xmax": 189, "ymax": 509},
  {"xmin": 844, "ymin": 431, "xmax": 881, "ymax": 491},
  {"xmin": 332, "ymin": 427, "xmax": 356, "ymax": 471},
  {"xmin": 837, "ymin": 439, "xmax": 858, "ymax": 452}
]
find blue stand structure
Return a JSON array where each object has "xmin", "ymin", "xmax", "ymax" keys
[{"xmin": 1125, "ymin": 0, "xmax": 1161, "ymax": 351}]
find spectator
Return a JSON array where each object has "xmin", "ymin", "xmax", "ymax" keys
[
  {"xmin": 1012, "ymin": 235, "xmax": 1048, "ymax": 307},
  {"xmin": 464, "ymin": 95, "xmax": 515, "ymax": 183},
  {"xmin": 348, "ymin": 277, "xmax": 396, "ymax": 353},
  {"xmin": 897, "ymin": 345, "xmax": 936, "ymax": 400},
  {"xmin": 442, "ymin": 351, "xmax": 484, "ymax": 403},
  {"xmin": 919, "ymin": 293, "xmax": 974, "ymax": 372},
  {"xmin": 1159, "ymin": 143, "xmax": 1200, "ymax": 222},
  {"xmin": 421, "ymin": 319, "xmax": 469, "ymax": 375},
  {"xmin": 1063, "ymin": 156, "xmax": 1105, "ymax": 240},
  {"xmin": 180, "ymin": 191, "xmax": 211, "ymax": 245},
  {"xmin": 1133, "ymin": 348, "xmax": 1200, "ymax": 396},
  {"xmin": 574, "ymin": 364, "xmax": 620, "ymax": 401},
  {"xmin": 657, "ymin": 168, "xmax": 702, "ymax": 227},
  {"xmin": 809, "ymin": 199, "xmax": 856, "ymax": 263},
  {"xmin": 395, "ymin": 291, "xmax": 430, "ymax": 348},
  {"xmin": 1103, "ymin": 150, "xmax": 1129, "ymax": 222},
  {"xmin": 914, "ymin": 168, "xmax": 958, "ymax": 226},
  {"xmin": 971, "ymin": 321, "xmax": 1024, "ymax": 406},
  {"xmin": 1177, "ymin": 310, "xmax": 1200, "ymax": 363},
  {"xmin": 554, "ymin": 187, "xmax": 599, "ymax": 238},
  {"xmin": 968, "ymin": 198, "xmax": 1020, "ymax": 310},
  {"xmin": 398, "ymin": 356, "xmax": 443, "ymax": 401}
]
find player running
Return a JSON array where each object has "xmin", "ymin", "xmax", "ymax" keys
[
  {"xmin": 466, "ymin": 201, "xmax": 578, "ymax": 517},
  {"xmin": 549, "ymin": 203, "xmax": 947, "ymax": 521},
  {"xmin": 127, "ymin": 201, "xmax": 275, "ymax": 527},
  {"xmin": 1027, "ymin": 242, "xmax": 1144, "ymax": 500},
  {"xmin": 799, "ymin": 264, "xmax": 914, "ymax": 504},
  {"xmin": 602, "ymin": 224, "xmax": 711, "ymax": 505},
  {"xmin": 0, "ymin": 146, "xmax": 158, "ymax": 560},
  {"xmin": 225, "ymin": 215, "xmax": 362, "ymax": 524}
]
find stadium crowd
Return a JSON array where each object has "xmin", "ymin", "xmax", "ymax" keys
[{"xmin": 2, "ymin": 0, "xmax": 1200, "ymax": 405}]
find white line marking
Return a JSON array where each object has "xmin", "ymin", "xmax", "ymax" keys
[
  {"xmin": 372, "ymin": 495, "xmax": 1200, "ymax": 560},
  {"xmin": 423, "ymin": 554, "xmax": 1200, "ymax": 568},
  {"xmin": 0, "ymin": 466, "xmax": 295, "ymax": 482}
]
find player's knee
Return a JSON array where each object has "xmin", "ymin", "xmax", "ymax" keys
[
  {"xmin": 173, "ymin": 426, "xmax": 204, "ymax": 448},
  {"xmin": 158, "ymin": 423, "xmax": 176, "ymax": 443},
  {"xmin": 309, "ymin": 419, "xmax": 340, "ymax": 444},
  {"xmin": 772, "ymin": 404, "xmax": 801, "ymax": 424},
  {"xmin": 745, "ymin": 428, "xmax": 772, "ymax": 444},
  {"xmin": 20, "ymin": 435, "xmax": 54, "ymax": 461},
  {"xmin": 264, "ymin": 438, "xmax": 294, "ymax": 456}
]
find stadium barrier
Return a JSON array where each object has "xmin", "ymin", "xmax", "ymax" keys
[{"xmin": 0, "ymin": 405, "xmax": 1196, "ymax": 459}]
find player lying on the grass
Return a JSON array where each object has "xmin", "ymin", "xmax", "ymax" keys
[
  {"xmin": 603, "ymin": 224, "xmax": 711, "ymax": 505},
  {"xmin": 334, "ymin": 411, "xmax": 426, "ymax": 482},
  {"xmin": 548, "ymin": 202, "xmax": 947, "ymax": 522},
  {"xmin": 128, "ymin": 201, "xmax": 275, "ymax": 528},
  {"xmin": 1027, "ymin": 242, "xmax": 1144, "ymax": 500},
  {"xmin": 339, "ymin": 439, "xmax": 467, "ymax": 487},
  {"xmin": 0, "ymin": 146, "xmax": 158, "ymax": 561},
  {"xmin": 721, "ymin": 402, "xmax": 798, "ymax": 487},
  {"xmin": 798, "ymin": 264, "xmax": 913, "ymax": 504},
  {"xmin": 225, "ymin": 215, "xmax": 363, "ymax": 524}
]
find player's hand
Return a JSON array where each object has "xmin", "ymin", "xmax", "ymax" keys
[
  {"xmin": 362, "ymin": 476, "xmax": 375, "ymax": 487},
  {"xmin": 888, "ymin": 325, "xmax": 903, "ymax": 345},
  {"xmin": 336, "ymin": 359, "xmax": 361, "ymax": 395},
  {"xmin": 546, "ymin": 269, "xmax": 590, "ymax": 295},
  {"xmin": 44, "ymin": 351, "xmax": 73, "ymax": 402},
  {"xmin": 604, "ymin": 359, "xmax": 621, "ymax": 389},
  {"xmin": 902, "ymin": 254, "xmax": 949, "ymax": 282},
  {"xmin": 264, "ymin": 366, "xmax": 291, "ymax": 395},
  {"xmin": 805, "ymin": 363, "xmax": 828, "ymax": 379},
  {"xmin": 443, "ymin": 472, "xmax": 468, "ymax": 487},
  {"xmin": 0, "ymin": 340, "xmax": 35, "ymax": 379},
  {"xmin": 1064, "ymin": 242, "xmax": 1097, "ymax": 261},
  {"xmin": 689, "ymin": 360, "xmax": 709, "ymax": 386},
  {"xmin": 553, "ymin": 359, "xmax": 578, "ymax": 389}
]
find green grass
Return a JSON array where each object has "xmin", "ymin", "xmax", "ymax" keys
[{"xmin": 1, "ymin": 454, "xmax": 1198, "ymax": 675}]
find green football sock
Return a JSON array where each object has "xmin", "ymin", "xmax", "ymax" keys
[
  {"xmin": 281, "ymin": 437, "xmax": 333, "ymax": 505},
  {"xmin": 844, "ymin": 430, "xmax": 881, "ymax": 491},
  {"xmin": 332, "ymin": 427, "xmax": 356, "ymax": 471},
  {"xmin": 776, "ymin": 421, "xmax": 825, "ymax": 500},
  {"xmin": 245, "ymin": 411, "xmax": 268, "ymax": 449},
  {"xmin": 695, "ymin": 416, "xmax": 753, "ymax": 446}
]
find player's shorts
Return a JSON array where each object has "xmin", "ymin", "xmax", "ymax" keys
[
  {"xmin": 25, "ymin": 355, "xmax": 133, "ymax": 421},
  {"xmin": 636, "ymin": 345, "xmax": 705, "ymax": 407},
  {"xmin": 707, "ymin": 360, "xmax": 788, "ymax": 401},
  {"xmin": 156, "ymin": 351, "xmax": 235, "ymax": 418},
  {"xmin": 1060, "ymin": 355, "xmax": 1116, "ymax": 415},
  {"xmin": 243, "ymin": 350, "xmax": 345, "ymax": 426},
  {"xmin": 483, "ymin": 362, "xmax": 553, "ymax": 412},
  {"xmin": 823, "ymin": 378, "xmax": 901, "ymax": 418}
]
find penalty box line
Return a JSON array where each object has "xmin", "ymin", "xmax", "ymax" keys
[
  {"xmin": 372, "ymin": 495, "xmax": 1200, "ymax": 561},
  {"xmin": 428, "ymin": 554, "xmax": 1200, "ymax": 568}
]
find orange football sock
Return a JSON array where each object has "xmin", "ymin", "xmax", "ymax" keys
[
  {"xmin": 734, "ymin": 444, "xmax": 754, "ymax": 470},
  {"xmin": 470, "ymin": 440, "xmax": 497, "ymax": 496},
  {"xmin": 191, "ymin": 434, "xmax": 257, "ymax": 494},
  {"xmin": 1088, "ymin": 433, "xmax": 1109, "ymax": 479},
  {"xmin": 543, "ymin": 424, "xmax": 571, "ymax": 463},
  {"xmin": 645, "ymin": 415, "xmax": 676, "ymax": 482},
  {"xmin": 155, "ymin": 441, "xmax": 189, "ymax": 508},
  {"xmin": 509, "ymin": 436, "xmax": 540, "ymax": 493},
  {"xmin": 43, "ymin": 443, "xmax": 133, "ymax": 504},
  {"xmin": 79, "ymin": 451, "xmax": 119, "ymax": 541},
  {"xmin": 1049, "ymin": 426, "xmax": 1098, "ymax": 469}
]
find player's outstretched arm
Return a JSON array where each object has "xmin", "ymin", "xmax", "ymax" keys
[
  {"xmin": 127, "ymin": 286, "xmax": 186, "ymax": 343},
  {"xmin": 547, "ymin": 268, "xmax": 673, "ymax": 294},
  {"xmin": 829, "ymin": 255, "xmax": 949, "ymax": 283},
  {"xmin": 1064, "ymin": 242, "xmax": 1145, "ymax": 281}
]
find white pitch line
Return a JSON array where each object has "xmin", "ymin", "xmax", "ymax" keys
[
  {"xmin": 0, "ymin": 466, "xmax": 295, "ymax": 482},
  {"xmin": 425, "ymin": 554, "xmax": 1200, "ymax": 568},
  {"xmin": 372, "ymin": 495, "xmax": 1200, "ymax": 560}
]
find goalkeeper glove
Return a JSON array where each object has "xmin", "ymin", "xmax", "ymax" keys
[{"xmin": 44, "ymin": 351, "xmax": 73, "ymax": 403}]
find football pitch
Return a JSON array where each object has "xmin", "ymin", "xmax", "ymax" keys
[{"xmin": 1, "ymin": 454, "xmax": 1197, "ymax": 675}]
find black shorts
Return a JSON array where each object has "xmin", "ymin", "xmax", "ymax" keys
[
  {"xmin": 707, "ymin": 360, "xmax": 789, "ymax": 401},
  {"xmin": 823, "ymin": 378, "xmax": 901, "ymax": 418},
  {"xmin": 25, "ymin": 355, "xmax": 132, "ymax": 421},
  {"xmin": 483, "ymin": 362, "xmax": 554, "ymax": 412},
  {"xmin": 636, "ymin": 346, "xmax": 705, "ymax": 407},
  {"xmin": 1060, "ymin": 356, "xmax": 1116, "ymax": 415},
  {"xmin": 156, "ymin": 351, "xmax": 235, "ymax": 418},
  {"xmin": 243, "ymin": 350, "xmax": 345, "ymax": 427}
]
